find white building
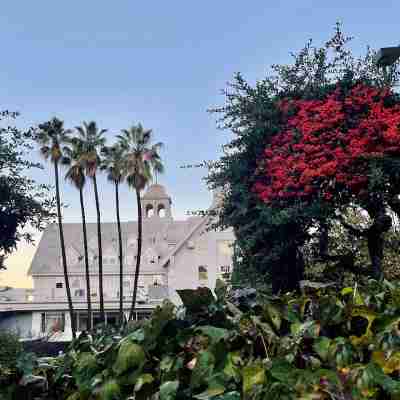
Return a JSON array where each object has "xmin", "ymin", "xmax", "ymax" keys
[{"xmin": 0, "ymin": 184, "xmax": 234, "ymax": 340}]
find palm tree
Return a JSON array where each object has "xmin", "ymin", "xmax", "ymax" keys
[
  {"xmin": 101, "ymin": 144, "xmax": 126, "ymax": 325},
  {"xmin": 75, "ymin": 121, "xmax": 107, "ymax": 324},
  {"xmin": 118, "ymin": 123, "xmax": 164, "ymax": 321},
  {"xmin": 64, "ymin": 140, "xmax": 92, "ymax": 330},
  {"xmin": 36, "ymin": 118, "xmax": 76, "ymax": 339}
]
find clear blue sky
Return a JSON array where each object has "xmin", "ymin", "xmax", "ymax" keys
[{"xmin": 2, "ymin": 1, "xmax": 400, "ymax": 224}]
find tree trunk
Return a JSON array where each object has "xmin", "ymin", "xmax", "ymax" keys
[
  {"xmin": 271, "ymin": 244, "xmax": 304, "ymax": 294},
  {"xmin": 115, "ymin": 182, "xmax": 124, "ymax": 325},
  {"xmin": 79, "ymin": 187, "xmax": 92, "ymax": 330},
  {"xmin": 54, "ymin": 162, "xmax": 76, "ymax": 339},
  {"xmin": 92, "ymin": 174, "xmax": 105, "ymax": 324},
  {"xmin": 319, "ymin": 221, "xmax": 329, "ymax": 257},
  {"xmin": 366, "ymin": 213, "xmax": 392, "ymax": 280},
  {"xmin": 129, "ymin": 188, "xmax": 142, "ymax": 321}
]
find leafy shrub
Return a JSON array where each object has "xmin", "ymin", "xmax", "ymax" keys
[
  {"xmin": 0, "ymin": 329, "xmax": 22, "ymax": 373},
  {"xmin": 9, "ymin": 280, "xmax": 400, "ymax": 399}
]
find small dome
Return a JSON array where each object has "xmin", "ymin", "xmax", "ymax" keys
[{"xmin": 142, "ymin": 184, "xmax": 169, "ymax": 200}]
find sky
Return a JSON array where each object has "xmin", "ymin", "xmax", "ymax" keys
[{"xmin": 2, "ymin": 1, "xmax": 400, "ymax": 287}]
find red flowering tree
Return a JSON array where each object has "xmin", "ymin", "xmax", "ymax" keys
[
  {"xmin": 254, "ymin": 82, "xmax": 400, "ymax": 279},
  {"xmin": 208, "ymin": 24, "xmax": 400, "ymax": 293}
]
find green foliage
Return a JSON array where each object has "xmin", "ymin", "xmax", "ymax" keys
[
  {"xmin": 206, "ymin": 23, "xmax": 400, "ymax": 292},
  {"xmin": 9, "ymin": 279, "xmax": 400, "ymax": 399},
  {"xmin": 0, "ymin": 111, "xmax": 55, "ymax": 269},
  {"xmin": 0, "ymin": 330, "xmax": 22, "ymax": 373}
]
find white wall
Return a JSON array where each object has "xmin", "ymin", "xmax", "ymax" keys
[
  {"xmin": 33, "ymin": 273, "xmax": 167, "ymax": 303},
  {"xmin": 167, "ymin": 227, "xmax": 234, "ymax": 304}
]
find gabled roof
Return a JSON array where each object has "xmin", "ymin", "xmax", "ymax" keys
[
  {"xmin": 28, "ymin": 218, "xmax": 199, "ymax": 276},
  {"xmin": 159, "ymin": 216, "xmax": 210, "ymax": 268}
]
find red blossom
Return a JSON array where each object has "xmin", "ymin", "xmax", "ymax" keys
[{"xmin": 253, "ymin": 84, "xmax": 400, "ymax": 204}]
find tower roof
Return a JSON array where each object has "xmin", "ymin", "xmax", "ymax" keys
[{"xmin": 142, "ymin": 184, "xmax": 169, "ymax": 200}]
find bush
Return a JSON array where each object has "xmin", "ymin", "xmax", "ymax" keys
[
  {"xmin": 11, "ymin": 279, "xmax": 400, "ymax": 399},
  {"xmin": 0, "ymin": 330, "xmax": 22, "ymax": 372}
]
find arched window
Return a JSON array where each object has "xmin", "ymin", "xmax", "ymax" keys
[
  {"xmin": 198, "ymin": 265, "xmax": 208, "ymax": 281},
  {"xmin": 146, "ymin": 204, "xmax": 154, "ymax": 218},
  {"xmin": 158, "ymin": 204, "xmax": 166, "ymax": 218}
]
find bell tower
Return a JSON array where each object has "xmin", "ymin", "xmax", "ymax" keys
[{"xmin": 141, "ymin": 184, "xmax": 172, "ymax": 220}]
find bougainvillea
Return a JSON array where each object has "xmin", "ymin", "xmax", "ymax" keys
[{"xmin": 253, "ymin": 83, "xmax": 400, "ymax": 204}]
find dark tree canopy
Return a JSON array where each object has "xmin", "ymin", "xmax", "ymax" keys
[
  {"xmin": 0, "ymin": 111, "xmax": 55, "ymax": 269},
  {"xmin": 207, "ymin": 24, "xmax": 400, "ymax": 293}
]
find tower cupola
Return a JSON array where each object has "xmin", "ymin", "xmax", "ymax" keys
[{"xmin": 141, "ymin": 184, "xmax": 172, "ymax": 219}]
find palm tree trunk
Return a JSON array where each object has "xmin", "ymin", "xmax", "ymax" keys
[
  {"xmin": 115, "ymin": 182, "xmax": 124, "ymax": 325},
  {"xmin": 79, "ymin": 187, "xmax": 92, "ymax": 330},
  {"xmin": 129, "ymin": 188, "xmax": 142, "ymax": 321},
  {"xmin": 92, "ymin": 174, "xmax": 105, "ymax": 324},
  {"xmin": 54, "ymin": 162, "xmax": 76, "ymax": 339}
]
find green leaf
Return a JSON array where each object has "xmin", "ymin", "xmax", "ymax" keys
[
  {"xmin": 214, "ymin": 392, "xmax": 241, "ymax": 400},
  {"xmin": 264, "ymin": 303, "xmax": 282, "ymax": 331},
  {"xmin": 365, "ymin": 363, "xmax": 400, "ymax": 395},
  {"xmin": 270, "ymin": 360, "xmax": 297, "ymax": 384},
  {"xmin": 191, "ymin": 351, "xmax": 215, "ymax": 388},
  {"xmin": 160, "ymin": 355, "xmax": 175, "ymax": 373},
  {"xmin": 177, "ymin": 287, "xmax": 215, "ymax": 313},
  {"xmin": 313, "ymin": 337, "xmax": 331, "ymax": 361},
  {"xmin": 194, "ymin": 382, "xmax": 226, "ymax": 399},
  {"xmin": 127, "ymin": 328, "xmax": 145, "ymax": 343},
  {"xmin": 134, "ymin": 373, "xmax": 154, "ymax": 392},
  {"xmin": 215, "ymin": 279, "xmax": 227, "ymax": 300},
  {"xmin": 290, "ymin": 320, "xmax": 320, "ymax": 339},
  {"xmin": 251, "ymin": 316, "xmax": 278, "ymax": 342},
  {"xmin": 242, "ymin": 361, "xmax": 266, "ymax": 395},
  {"xmin": 341, "ymin": 287, "xmax": 353, "ymax": 296},
  {"xmin": 113, "ymin": 341, "xmax": 145, "ymax": 376},
  {"xmin": 99, "ymin": 379, "xmax": 121, "ymax": 400},
  {"xmin": 159, "ymin": 380, "xmax": 179, "ymax": 400},
  {"xmin": 223, "ymin": 352, "xmax": 242, "ymax": 381},
  {"xmin": 196, "ymin": 326, "xmax": 230, "ymax": 344}
]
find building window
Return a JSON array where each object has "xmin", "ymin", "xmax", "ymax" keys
[
  {"xmin": 109, "ymin": 257, "xmax": 116, "ymax": 265},
  {"xmin": 41, "ymin": 312, "xmax": 65, "ymax": 333},
  {"xmin": 93, "ymin": 312, "xmax": 103, "ymax": 327},
  {"xmin": 56, "ymin": 282, "xmax": 63, "ymax": 289},
  {"xmin": 74, "ymin": 289, "xmax": 85, "ymax": 297},
  {"xmin": 158, "ymin": 204, "xmax": 166, "ymax": 218},
  {"xmin": 198, "ymin": 265, "xmax": 208, "ymax": 281},
  {"xmin": 123, "ymin": 281, "xmax": 130, "ymax": 288},
  {"xmin": 106, "ymin": 312, "xmax": 120, "ymax": 326},
  {"xmin": 78, "ymin": 313, "xmax": 88, "ymax": 331},
  {"xmin": 217, "ymin": 240, "xmax": 234, "ymax": 257},
  {"xmin": 146, "ymin": 204, "xmax": 154, "ymax": 218},
  {"xmin": 91, "ymin": 292, "xmax": 97, "ymax": 297},
  {"xmin": 137, "ymin": 311, "xmax": 152, "ymax": 320},
  {"xmin": 153, "ymin": 275, "xmax": 162, "ymax": 286},
  {"xmin": 220, "ymin": 265, "xmax": 231, "ymax": 273}
]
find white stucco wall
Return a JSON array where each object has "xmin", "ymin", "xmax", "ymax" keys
[
  {"xmin": 167, "ymin": 227, "xmax": 234, "ymax": 305},
  {"xmin": 33, "ymin": 273, "xmax": 166, "ymax": 303}
]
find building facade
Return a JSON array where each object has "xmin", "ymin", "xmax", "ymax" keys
[{"xmin": 0, "ymin": 184, "xmax": 234, "ymax": 340}]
